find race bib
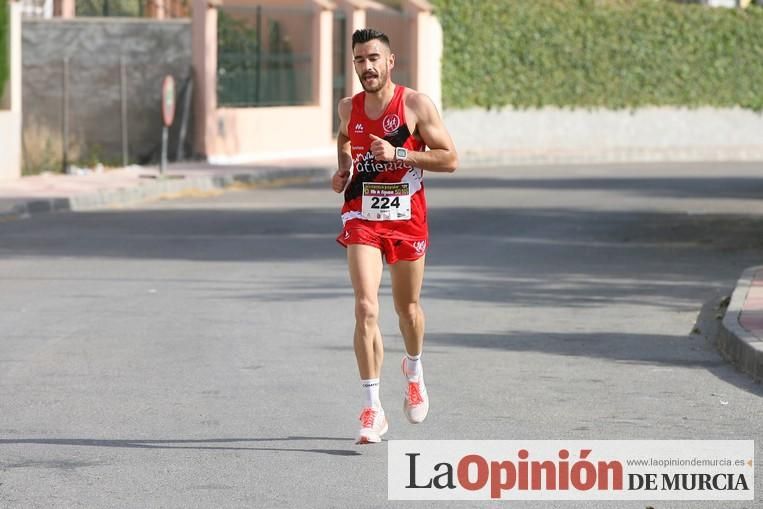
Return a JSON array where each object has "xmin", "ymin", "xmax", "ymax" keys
[{"xmin": 361, "ymin": 182, "xmax": 411, "ymax": 221}]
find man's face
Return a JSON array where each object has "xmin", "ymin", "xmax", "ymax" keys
[{"xmin": 352, "ymin": 40, "xmax": 394, "ymax": 93}]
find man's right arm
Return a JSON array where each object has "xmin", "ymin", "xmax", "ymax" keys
[{"xmin": 332, "ymin": 98, "xmax": 353, "ymax": 193}]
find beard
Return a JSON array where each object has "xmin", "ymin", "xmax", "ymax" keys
[{"xmin": 360, "ymin": 68, "xmax": 388, "ymax": 93}]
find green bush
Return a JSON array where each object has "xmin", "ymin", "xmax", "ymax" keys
[
  {"xmin": 431, "ymin": 0, "xmax": 763, "ymax": 110},
  {"xmin": 0, "ymin": 1, "xmax": 9, "ymax": 103}
]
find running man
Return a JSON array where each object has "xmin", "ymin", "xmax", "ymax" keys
[{"xmin": 331, "ymin": 28, "xmax": 459, "ymax": 444}]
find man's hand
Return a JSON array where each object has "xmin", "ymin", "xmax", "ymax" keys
[
  {"xmin": 369, "ymin": 134, "xmax": 395, "ymax": 162},
  {"xmin": 332, "ymin": 168, "xmax": 350, "ymax": 193}
]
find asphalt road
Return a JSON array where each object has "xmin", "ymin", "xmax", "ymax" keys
[{"xmin": 0, "ymin": 162, "xmax": 762, "ymax": 508}]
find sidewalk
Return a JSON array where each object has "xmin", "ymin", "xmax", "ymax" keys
[
  {"xmin": 719, "ymin": 266, "xmax": 763, "ymax": 383},
  {"xmin": 0, "ymin": 157, "xmax": 335, "ymax": 219}
]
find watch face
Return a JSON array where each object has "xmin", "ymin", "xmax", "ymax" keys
[{"xmin": 396, "ymin": 147, "xmax": 407, "ymax": 159}]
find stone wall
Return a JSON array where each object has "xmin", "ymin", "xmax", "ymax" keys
[{"xmin": 22, "ymin": 18, "xmax": 192, "ymax": 168}]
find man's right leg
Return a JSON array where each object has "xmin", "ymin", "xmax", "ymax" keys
[
  {"xmin": 347, "ymin": 243, "xmax": 387, "ymax": 443},
  {"xmin": 348, "ymin": 243, "xmax": 384, "ymax": 379}
]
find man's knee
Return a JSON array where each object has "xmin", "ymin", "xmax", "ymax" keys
[
  {"xmin": 355, "ymin": 297, "xmax": 379, "ymax": 327},
  {"xmin": 396, "ymin": 302, "xmax": 422, "ymax": 326}
]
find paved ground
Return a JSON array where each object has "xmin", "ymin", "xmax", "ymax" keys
[{"xmin": 0, "ymin": 162, "xmax": 761, "ymax": 508}]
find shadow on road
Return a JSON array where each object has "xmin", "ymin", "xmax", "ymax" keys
[
  {"xmin": 426, "ymin": 174, "xmax": 763, "ymax": 201},
  {"xmin": 0, "ymin": 437, "xmax": 361, "ymax": 457},
  {"xmin": 0, "ymin": 207, "xmax": 761, "ymax": 263}
]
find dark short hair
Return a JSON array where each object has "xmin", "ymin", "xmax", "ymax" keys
[{"xmin": 352, "ymin": 28, "xmax": 391, "ymax": 50}]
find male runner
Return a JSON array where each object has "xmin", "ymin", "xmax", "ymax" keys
[{"xmin": 331, "ymin": 28, "xmax": 458, "ymax": 445}]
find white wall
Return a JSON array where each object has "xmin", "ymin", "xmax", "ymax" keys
[{"xmin": 444, "ymin": 107, "xmax": 763, "ymax": 165}]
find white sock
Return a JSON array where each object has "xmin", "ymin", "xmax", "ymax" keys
[
  {"xmin": 404, "ymin": 353, "xmax": 422, "ymax": 380},
  {"xmin": 361, "ymin": 378, "xmax": 382, "ymax": 409}
]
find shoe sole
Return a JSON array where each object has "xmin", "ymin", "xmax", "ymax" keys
[
  {"xmin": 403, "ymin": 398, "xmax": 429, "ymax": 424},
  {"xmin": 355, "ymin": 417, "xmax": 389, "ymax": 445}
]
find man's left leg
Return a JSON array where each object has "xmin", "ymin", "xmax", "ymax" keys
[{"xmin": 390, "ymin": 256, "xmax": 429, "ymax": 423}]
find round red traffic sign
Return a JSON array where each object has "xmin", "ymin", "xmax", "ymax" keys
[{"xmin": 162, "ymin": 75, "xmax": 176, "ymax": 127}]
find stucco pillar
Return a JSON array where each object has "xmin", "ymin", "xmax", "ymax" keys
[
  {"xmin": 311, "ymin": 0, "xmax": 335, "ymax": 144},
  {"xmin": 340, "ymin": 0, "xmax": 368, "ymax": 96},
  {"xmin": 54, "ymin": 0, "xmax": 75, "ymax": 18},
  {"xmin": 319, "ymin": 8, "xmax": 333, "ymax": 115},
  {"xmin": 148, "ymin": 0, "xmax": 167, "ymax": 19},
  {"xmin": 192, "ymin": 0, "xmax": 218, "ymax": 157},
  {"xmin": 402, "ymin": 0, "xmax": 441, "ymax": 112}
]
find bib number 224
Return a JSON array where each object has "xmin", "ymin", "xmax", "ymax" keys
[{"xmin": 361, "ymin": 182, "xmax": 411, "ymax": 221}]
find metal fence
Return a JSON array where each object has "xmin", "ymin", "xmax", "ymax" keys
[
  {"xmin": 20, "ymin": 0, "xmax": 51, "ymax": 18},
  {"xmin": 76, "ymin": 0, "xmax": 146, "ymax": 17},
  {"xmin": 19, "ymin": 0, "xmax": 191, "ymax": 19},
  {"xmin": 76, "ymin": 0, "xmax": 190, "ymax": 18},
  {"xmin": 217, "ymin": 5, "xmax": 313, "ymax": 107}
]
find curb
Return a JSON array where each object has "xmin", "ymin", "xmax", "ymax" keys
[
  {"xmin": 718, "ymin": 265, "xmax": 763, "ymax": 383},
  {"xmin": 0, "ymin": 167, "xmax": 332, "ymax": 220}
]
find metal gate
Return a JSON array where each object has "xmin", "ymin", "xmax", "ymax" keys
[{"xmin": 217, "ymin": 4, "xmax": 313, "ymax": 108}]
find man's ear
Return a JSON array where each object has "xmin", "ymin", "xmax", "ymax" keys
[{"xmin": 389, "ymin": 52, "xmax": 396, "ymax": 70}]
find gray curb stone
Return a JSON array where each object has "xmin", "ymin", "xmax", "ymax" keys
[
  {"xmin": 718, "ymin": 265, "xmax": 763, "ymax": 382},
  {"xmin": 1, "ymin": 167, "xmax": 332, "ymax": 220}
]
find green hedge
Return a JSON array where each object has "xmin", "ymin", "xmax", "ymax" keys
[
  {"xmin": 431, "ymin": 0, "xmax": 763, "ymax": 110},
  {"xmin": 0, "ymin": 1, "xmax": 9, "ymax": 103}
]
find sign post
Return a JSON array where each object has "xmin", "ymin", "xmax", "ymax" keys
[{"xmin": 160, "ymin": 75, "xmax": 176, "ymax": 177}]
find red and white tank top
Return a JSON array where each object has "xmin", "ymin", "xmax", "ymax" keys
[{"xmin": 341, "ymin": 85, "xmax": 427, "ymax": 240}]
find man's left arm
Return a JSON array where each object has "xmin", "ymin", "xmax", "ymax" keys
[
  {"xmin": 368, "ymin": 93, "xmax": 459, "ymax": 172},
  {"xmin": 405, "ymin": 93, "xmax": 458, "ymax": 173}
]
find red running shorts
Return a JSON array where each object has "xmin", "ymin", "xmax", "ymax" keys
[{"xmin": 336, "ymin": 222, "xmax": 428, "ymax": 264}]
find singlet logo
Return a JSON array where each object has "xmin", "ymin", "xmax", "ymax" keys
[
  {"xmin": 354, "ymin": 151, "xmax": 411, "ymax": 173},
  {"xmin": 382, "ymin": 114, "xmax": 401, "ymax": 134},
  {"xmin": 354, "ymin": 123, "xmax": 365, "ymax": 133}
]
